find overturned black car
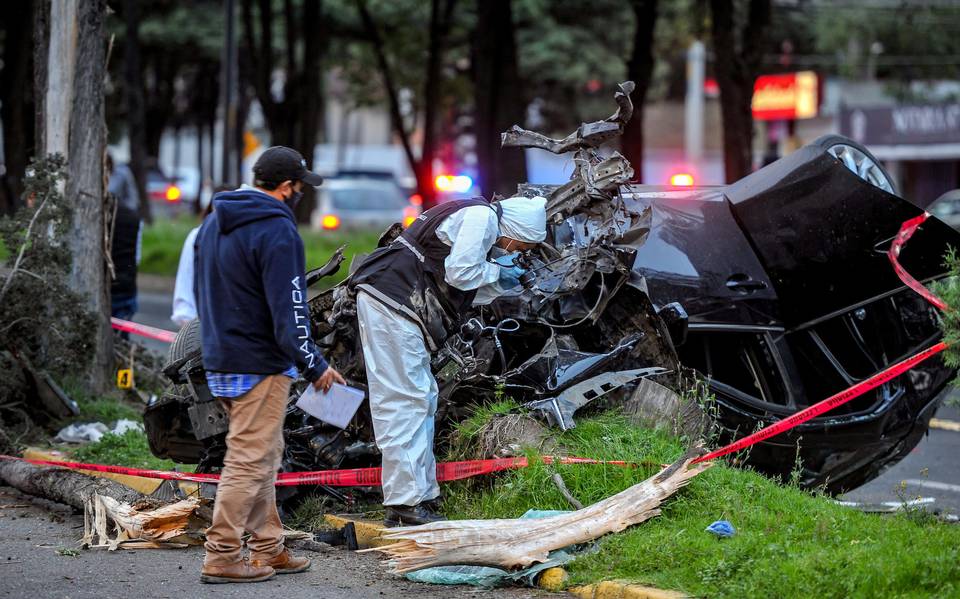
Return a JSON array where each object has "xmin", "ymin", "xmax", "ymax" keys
[{"xmin": 146, "ymin": 82, "xmax": 959, "ymax": 496}]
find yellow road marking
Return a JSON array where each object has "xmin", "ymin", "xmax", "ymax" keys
[{"xmin": 930, "ymin": 418, "xmax": 960, "ymax": 432}]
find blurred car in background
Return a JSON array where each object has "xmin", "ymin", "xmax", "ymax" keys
[
  {"xmin": 311, "ymin": 174, "xmax": 420, "ymax": 231},
  {"xmin": 171, "ymin": 166, "xmax": 201, "ymax": 208},
  {"xmin": 145, "ymin": 166, "xmax": 186, "ymax": 218},
  {"xmin": 928, "ymin": 189, "xmax": 960, "ymax": 229}
]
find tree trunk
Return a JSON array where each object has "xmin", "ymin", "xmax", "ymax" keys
[
  {"xmin": 621, "ymin": 0, "xmax": 657, "ymax": 183},
  {"xmin": 0, "ymin": 460, "xmax": 144, "ymax": 511},
  {"xmin": 472, "ymin": 0, "xmax": 527, "ymax": 198},
  {"xmin": 294, "ymin": 0, "xmax": 325, "ymax": 222},
  {"xmin": 356, "ymin": 0, "xmax": 456, "ymax": 210},
  {"xmin": 710, "ymin": 0, "xmax": 770, "ymax": 183},
  {"xmin": 36, "ymin": 0, "xmax": 112, "ymax": 392},
  {"xmin": 143, "ymin": 57, "xmax": 178, "ymax": 160},
  {"xmin": 240, "ymin": 0, "xmax": 326, "ymax": 222},
  {"xmin": 355, "ymin": 0, "xmax": 420, "ymax": 198},
  {"xmin": 32, "ymin": 1, "xmax": 50, "ymax": 161},
  {"xmin": 418, "ymin": 0, "xmax": 449, "ymax": 209},
  {"xmin": 0, "ymin": 0, "xmax": 36, "ymax": 215},
  {"xmin": 123, "ymin": 0, "xmax": 151, "ymax": 224},
  {"xmin": 70, "ymin": 0, "xmax": 111, "ymax": 392}
]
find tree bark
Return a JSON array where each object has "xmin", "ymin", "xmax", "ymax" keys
[
  {"xmin": 0, "ymin": 460, "xmax": 144, "ymax": 511},
  {"xmin": 37, "ymin": 0, "xmax": 112, "ymax": 392},
  {"xmin": 367, "ymin": 450, "xmax": 712, "ymax": 573},
  {"xmin": 0, "ymin": 0, "xmax": 36, "ymax": 215},
  {"xmin": 32, "ymin": 0, "xmax": 50, "ymax": 159},
  {"xmin": 472, "ymin": 0, "xmax": 527, "ymax": 198},
  {"xmin": 123, "ymin": 0, "xmax": 151, "ymax": 223},
  {"xmin": 621, "ymin": 0, "xmax": 657, "ymax": 183},
  {"xmin": 710, "ymin": 0, "xmax": 771, "ymax": 183}
]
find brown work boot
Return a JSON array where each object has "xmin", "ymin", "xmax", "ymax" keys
[
  {"xmin": 200, "ymin": 559, "xmax": 276, "ymax": 584},
  {"xmin": 252, "ymin": 548, "xmax": 311, "ymax": 574}
]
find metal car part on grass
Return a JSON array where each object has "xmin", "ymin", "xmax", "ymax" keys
[{"xmin": 525, "ymin": 367, "xmax": 669, "ymax": 431}]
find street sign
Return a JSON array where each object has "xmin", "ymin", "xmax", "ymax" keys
[{"xmin": 752, "ymin": 71, "xmax": 819, "ymax": 121}]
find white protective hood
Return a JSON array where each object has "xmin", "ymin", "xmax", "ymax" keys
[{"xmin": 497, "ymin": 196, "xmax": 547, "ymax": 243}]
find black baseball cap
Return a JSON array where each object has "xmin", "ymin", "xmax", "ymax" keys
[{"xmin": 252, "ymin": 146, "xmax": 324, "ymax": 187}]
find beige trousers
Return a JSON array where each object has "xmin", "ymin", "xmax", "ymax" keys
[{"xmin": 203, "ymin": 374, "xmax": 290, "ymax": 566}]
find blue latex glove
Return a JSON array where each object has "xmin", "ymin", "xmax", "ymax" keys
[
  {"xmin": 493, "ymin": 252, "xmax": 520, "ymax": 267},
  {"xmin": 498, "ymin": 265, "xmax": 525, "ymax": 289},
  {"xmin": 493, "ymin": 252, "xmax": 526, "ymax": 289},
  {"xmin": 705, "ymin": 520, "xmax": 736, "ymax": 538}
]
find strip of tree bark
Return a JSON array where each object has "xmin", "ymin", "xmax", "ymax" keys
[{"xmin": 365, "ymin": 449, "xmax": 712, "ymax": 573}]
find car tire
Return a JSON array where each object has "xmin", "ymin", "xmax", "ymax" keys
[
  {"xmin": 812, "ymin": 134, "xmax": 898, "ymax": 196},
  {"xmin": 166, "ymin": 318, "xmax": 202, "ymax": 369}
]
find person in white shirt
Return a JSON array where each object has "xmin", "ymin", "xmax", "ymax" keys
[{"xmin": 171, "ymin": 202, "xmax": 213, "ymax": 328}]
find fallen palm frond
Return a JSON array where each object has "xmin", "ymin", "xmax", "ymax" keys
[{"xmin": 364, "ymin": 448, "xmax": 712, "ymax": 573}]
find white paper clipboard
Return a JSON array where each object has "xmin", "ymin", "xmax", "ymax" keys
[{"xmin": 295, "ymin": 383, "xmax": 365, "ymax": 429}]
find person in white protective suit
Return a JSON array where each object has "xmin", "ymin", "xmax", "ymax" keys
[{"xmin": 349, "ymin": 195, "xmax": 547, "ymax": 526}]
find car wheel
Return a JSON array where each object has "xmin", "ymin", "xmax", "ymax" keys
[
  {"xmin": 166, "ymin": 318, "xmax": 202, "ymax": 368},
  {"xmin": 814, "ymin": 134, "xmax": 897, "ymax": 196}
]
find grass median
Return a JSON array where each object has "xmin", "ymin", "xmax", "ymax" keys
[
  {"xmin": 141, "ymin": 215, "xmax": 381, "ymax": 284},
  {"xmin": 443, "ymin": 410, "xmax": 960, "ymax": 597}
]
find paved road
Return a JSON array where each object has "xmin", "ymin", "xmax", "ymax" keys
[
  {"xmin": 841, "ymin": 401, "xmax": 960, "ymax": 517},
  {"xmin": 131, "ymin": 286, "xmax": 179, "ymax": 356},
  {"xmin": 128, "ymin": 282, "xmax": 960, "ymax": 517},
  {"xmin": 0, "ymin": 486, "xmax": 554, "ymax": 598}
]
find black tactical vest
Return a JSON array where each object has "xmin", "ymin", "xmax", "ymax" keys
[{"xmin": 349, "ymin": 198, "xmax": 501, "ymax": 351}]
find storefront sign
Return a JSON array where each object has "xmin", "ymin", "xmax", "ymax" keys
[
  {"xmin": 840, "ymin": 103, "xmax": 960, "ymax": 146},
  {"xmin": 752, "ymin": 71, "xmax": 819, "ymax": 120}
]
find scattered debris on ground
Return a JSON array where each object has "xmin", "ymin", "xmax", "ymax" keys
[{"xmin": 55, "ymin": 419, "xmax": 143, "ymax": 444}]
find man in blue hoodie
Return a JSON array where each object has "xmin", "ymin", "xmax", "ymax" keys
[{"xmin": 195, "ymin": 146, "xmax": 344, "ymax": 584}]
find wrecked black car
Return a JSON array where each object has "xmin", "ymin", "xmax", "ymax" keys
[{"xmin": 145, "ymin": 82, "xmax": 960, "ymax": 497}]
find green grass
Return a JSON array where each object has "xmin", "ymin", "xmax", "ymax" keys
[
  {"xmin": 141, "ymin": 215, "xmax": 381, "ymax": 282},
  {"xmin": 70, "ymin": 429, "xmax": 177, "ymax": 470},
  {"xmin": 60, "ymin": 378, "xmax": 143, "ymax": 425},
  {"xmin": 443, "ymin": 412, "xmax": 960, "ymax": 598},
  {"xmin": 58, "ymin": 379, "xmax": 185, "ymax": 471}
]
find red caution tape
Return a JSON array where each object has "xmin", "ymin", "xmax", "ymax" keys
[
  {"xmin": 110, "ymin": 317, "xmax": 177, "ymax": 343},
  {"xmin": 694, "ymin": 213, "xmax": 950, "ymax": 464},
  {"xmin": 0, "ymin": 454, "xmax": 635, "ymax": 487},
  {"xmin": 887, "ymin": 212, "xmax": 949, "ymax": 311}
]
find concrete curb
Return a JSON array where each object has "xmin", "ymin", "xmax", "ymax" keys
[{"xmin": 322, "ymin": 514, "xmax": 396, "ymax": 548}]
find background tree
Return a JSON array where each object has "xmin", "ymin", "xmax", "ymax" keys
[
  {"xmin": 472, "ymin": 0, "xmax": 526, "ymax": 198},
  {"xmin": 0, "ymin": 1, "xmax": 36, "ymax": 216},
  {"xmin": 33, "ymin": 0, "xmax": 112, "ymax": 392},
  {"xmin": 710, "ymin": 0, "xmax": 771, "ymax": 182},
  {"xmin": 107, "ymin": 1, "xmax": 223, "ymax": 195},
  {"xmin": 355, "ymin": 0, "xmax": 458, "ymax": 209},
  {"xmin": 621, "ymin": 0, "xmax": 657, "ymax": 182},
  {"xmin": 123, "ymin": 0, "xmax": 151, "ymax": 223},
  {"xmin": 240, "ymin": 0, "xmax": 327, "ymax": 220}
]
